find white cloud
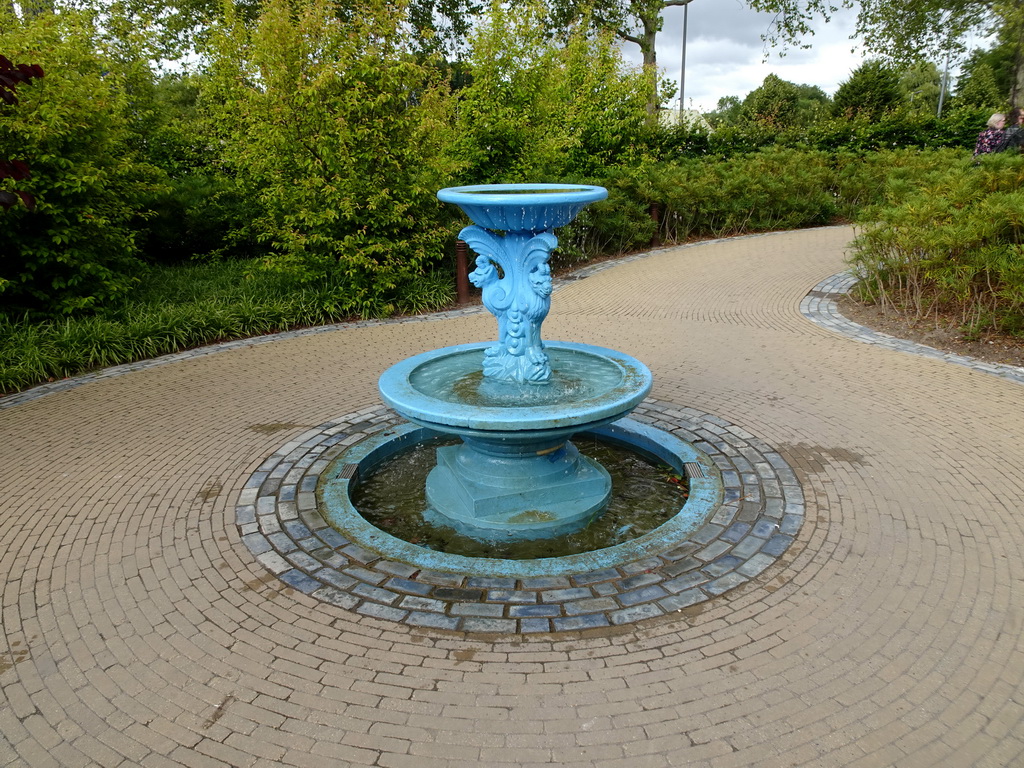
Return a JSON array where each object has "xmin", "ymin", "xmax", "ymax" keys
[{"xmin": 619, "ymin": 1, "xmax": 867, "ymax": 113}]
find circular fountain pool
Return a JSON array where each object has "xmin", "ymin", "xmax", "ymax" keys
[
  {"xmin": 350, "ymin": 435, "xmax": 692, "ymax": 560},
  {"xmin": 235, "ymin": 400, "xmax": 806, "ymax": 634},
  {"xmin": 319, "ymin": 418, "xmax": 719, "ymax": 574}
]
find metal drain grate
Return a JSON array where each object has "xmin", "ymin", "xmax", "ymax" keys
[
  {"xmin": 337, "ymin": 463, "xmax": 359, "ymax": 481},
  {"xmin": 683, "ymin": 462, "xmax": 706, "ymax": 479}
]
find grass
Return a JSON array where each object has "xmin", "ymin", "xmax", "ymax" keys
[{"xmin": 0, "ymin": 259, "xmax": 456, "ymax": 395}]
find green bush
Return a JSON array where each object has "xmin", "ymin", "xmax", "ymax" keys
[
  {"xmin": 830, "ymin": 148, "xmax": 963, "ymax": 218},
  {"xmin": 653, "ymin": 107, "xmax": 989, "ymax": 161},
  {"xmin": 850, "ymin": 152, "xmax": 1024, "ymax": 336},
  {"xmin": 0, "ymin": 7, "xmax": 163, "ymax": 317},
  {"xmin": 136, "ymin": 172, "xmax": 257, "ymax": 263},
  {"xmin": 453, "ymin": 2, "xmax": 652, "ymax": 183},
  {"xmin": 133, "ymin": 74, "xmax": 260, "ymax": 263},
  {"xmin": 200, "ymin": 0, "xmax": 461, "ymax": 317},
  {"xmin": 580, "ymin": 148, "xmax": 838, "ymax": 246},
  {"xmin": 555, "ymin": 166, "xmax": 657, "ymax": 266}
]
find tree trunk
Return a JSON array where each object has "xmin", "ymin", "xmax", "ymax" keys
[
  {"xmin": 1012, "ymin": 0, "xmax": 1024, "ymax": 106},
  {"xmin": 1015, "ymin": 23, "xmax": 1024, "ymax": 105},
  {"xmin": 640, "ymin": 12, "xmax": 659, "ymax": 118}
]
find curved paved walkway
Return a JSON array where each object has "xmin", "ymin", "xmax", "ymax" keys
[{"xmin": 2, "ymin": 226, "xmax": 1023, "ymax": 767}]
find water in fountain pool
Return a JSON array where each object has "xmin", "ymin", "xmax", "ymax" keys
[
  {"xmin": 350, "ymin": 436, "xmax": 691, "ymax": 560},
  {"xmin": 408, "ymin": 347, "xmax": 624, "ymax": 407}
]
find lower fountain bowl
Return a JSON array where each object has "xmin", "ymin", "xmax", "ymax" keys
[
  {"xmin": 378, "ymin": 341, "xmax": 653, "ymax": 439},
  {"xmin": 378, "ymin": 342, "xmax": 653, "ymax": 541}
]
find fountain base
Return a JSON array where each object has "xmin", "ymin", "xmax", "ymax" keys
[{"xmin": 425, "ymin": 438, "xmax": 610, "ymax": 542}]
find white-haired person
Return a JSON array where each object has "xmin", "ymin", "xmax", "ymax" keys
[{"xmin": 974, "ymin": 113, "xmax": 1006, "ymax": 157}]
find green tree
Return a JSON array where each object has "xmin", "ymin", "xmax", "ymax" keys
[
  {"xmin": 959, "ymin": 34, "xmax": 1018, "ymax": 104},
  {"xmin": 454, "ymin": 1, "xmax": 563, "ymax": 180},
  {"xmin": 553, "ymin": 0, "xmax": 853, "ymax": 116},
  {"xmin": 744, "ymin": 74, "xmax": 802, "ymax": 128},
  {"xmin": 853, "ymin": 1, "xmax": 1024, "ymax": 105},
  {"xmin": 1, "ymin": 6, "xmax": 162, "ymax": 316},
  {"xmin": 201, "ymin": 0, "xmax": 460, "ymax": 315},
  {"xmin": 832, "ymin": 60, "xmax": 902, "ymax": 119},
  {"xmin": 706, "ymin": 95, "xmax": 744, "ymax": 127},
  {"xmin": 954, "ymin": 60, "xmax": 1005, "ymax": 109},
  {"xmin": 550, "ymin": 0, "xmax": 695, "ymax": 117},
  {"xmin": 551, "ymin": 22, "xmax": 654, "ymax": 174},
  {"xmin": 899, "ymin": 60, "xmax": 942, "ymax": 114},
  {"xmin": 134, "ymin": 73, "xmax": 255, "ymax": 262},
  {"xmin": 110, "ymin": 0, "xmax": 484, "ymax": 61},
  {"xmin": 749, "ymin": 2, "xmax": 1024, "ymax": 108},
  {"xmin": 455, "ymin": 1, "xmax": 652, "ymax": 180},
  {"xmin": 792, "ymin": 82, "xmax": 832, "ymax": 122}
]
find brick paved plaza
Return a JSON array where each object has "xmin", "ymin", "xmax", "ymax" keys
[{"xmin": 1, "ymin": 226, "xmax": 1022, "ymax": 767}]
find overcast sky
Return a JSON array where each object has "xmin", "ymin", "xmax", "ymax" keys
[
  {"xmin": 623, "ymin": 1, "xmax": 1003, "ymax": 113},
  {"xmin": 621, "ymin": 0, "xmax": 868, "ymax": 113}
]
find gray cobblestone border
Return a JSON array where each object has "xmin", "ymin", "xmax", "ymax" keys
[
  {"xmin": 236, "ymin": 400, "xmax": 805, "ymax": 634},
  {"xmin": 803, "ymin": 272, "xmax": 1024, "ymax": 386}
]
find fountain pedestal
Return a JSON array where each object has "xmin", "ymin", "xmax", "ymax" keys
[
  {"xmin": 426, "ymin": 436, "xmax": 610, "ymax": 541},
  {"xmin": 378, "ymin": 185, "xmax": 652, "ymax": 543}
]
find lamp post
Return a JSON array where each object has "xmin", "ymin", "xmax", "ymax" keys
[
  {"xmin": 679, "ymin": 2, "xmax": 688, "ymax": 119},
  {"xmin": 937, "ymin": 49, "xmax": 950, "ymax": 118}
]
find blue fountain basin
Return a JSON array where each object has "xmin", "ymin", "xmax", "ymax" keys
[
  {"xmin": 378, "ymin": 341, "xmax": 652, "ymax": 441},
  {"xmin": 437, "ymin": 184, "xmax": 608, "ymax": 232}
]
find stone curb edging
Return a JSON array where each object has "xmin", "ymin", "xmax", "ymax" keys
[
  {"xmin": 235, "ymin": 400, "xmax": 805, "ymax": 635},
  {"xmin": 803, "ymin": 272, "xmax": 1024, "ymax": 386}
]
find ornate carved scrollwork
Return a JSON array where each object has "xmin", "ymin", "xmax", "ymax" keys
[{"xmin": 461, "ymin": 225, "xmax": 558, "ymax": 384}]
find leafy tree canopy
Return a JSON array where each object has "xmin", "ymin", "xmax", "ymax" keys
[
  {"xmin": 955, "ymin": 60, "xmax": 1006, "ymax": 109},
  {"xmin": 832, "ymin": 59, "xmax": 902, "ymax": 119},
  {"xmin": 957, "ymin": 29, "xmax": 1019, "ymax": 105},
  {"xmin": 551, "ymin": 0, "xmax": 863, "ymax": 116},
  {"xmin": 744, "ymin": 74, "xmax": 802, "ymax": 127},
  {"xmin": 706, "ymin": 95, "xmax": 744, "ymax": 127},
  {"xmin": 898, "ymin": 60, "xmax": 942, "ymax": 115},
  {"xmin": 103, "ymin": 0, "xmax": 484, "ymax": 61}
]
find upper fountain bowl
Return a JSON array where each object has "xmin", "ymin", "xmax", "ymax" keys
[{"xmin": 437, "ymin": 184, "xmax": 608, "ymax": 232}]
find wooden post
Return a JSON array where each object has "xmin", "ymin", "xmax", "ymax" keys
[
  {"xmin": 455, "ymin": 239, "xmax": 471, "ymax": 305},
  {"xmin": 649, "ymin": 204, "xmax": 661, "ymax": 247}
]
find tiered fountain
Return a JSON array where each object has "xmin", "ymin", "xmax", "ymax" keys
[{"xmin": 378, "ymin": 184, "xmax": 652, "ymax": 543}]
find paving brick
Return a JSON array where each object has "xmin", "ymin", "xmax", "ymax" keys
[
  {"xmin": 4, "ymin": 225, "xmax": 1020, "ymax": 768},
  {"xmin": 459, "ymin": 618, "xmax": 517, "ymax": 634},
  {"xmin": 449, "ymin": 602, "xmax": 505, "ymax": 618}
]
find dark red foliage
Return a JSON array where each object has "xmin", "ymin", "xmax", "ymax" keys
[
  {"xmin": 0, "ymin": 55, "xmax": 44, "ymax": 104},
  {"xmin": 1, "ymin": 54, "xmax": 44, "ymax": 210}
]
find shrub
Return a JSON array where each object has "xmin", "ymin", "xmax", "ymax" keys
[
  {"xmin": 0, "ymin": 257, "xmax": 457, "ymax": 394},
  {"xmin": 133, "ymin": 74, "xmax": 260, "ymax": 263},
  {"xmin": 850, "ymin": 152, "xmax": 1024, "ymax": 335},
  {"xmin": 453, "ymin": 2, "xmax": 653, "ymax": 183},
  {"xmin": 201, "ymin": 0, "xmax": 461, "ymax": 317},
  {"xmin": 832, "ymin": 60, "xmax": 902, "ymax": 120},
  {"xmin": 0, "ymin": 7, "xmax": 163, "ymax": 317},
  {"xmin": 650, "ymin": 107, "xmax": 989, "ymax": 162}
]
